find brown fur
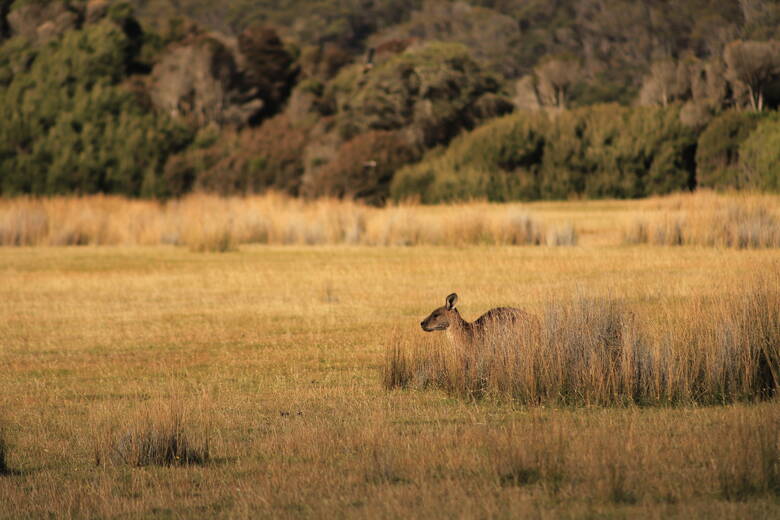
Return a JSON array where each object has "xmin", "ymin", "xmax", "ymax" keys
[{"xmin": 420, "ymin": 293, "xmax": 539, "ymax": 349}]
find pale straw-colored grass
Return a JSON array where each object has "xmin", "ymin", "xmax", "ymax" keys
[
  {"xmin": 0, "ymin": 193, "xmax": 555, "ymax": 249},
  {"xmin": 624, "ymin": 190, "xmax": 780, "ymax": 248}
]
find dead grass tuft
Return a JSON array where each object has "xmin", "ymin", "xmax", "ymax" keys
[
  {"xmin": 547, "ymin": 222, "xmax": 578, "ymax": 246},
  {"xmin": 94, "ymin": 399, "xmax": 210, "ymax": 467}
]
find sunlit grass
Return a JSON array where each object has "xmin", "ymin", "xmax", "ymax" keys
[
  {"xmin": 0, "ymin": 196, "xmax": 779, "ymax": 517},
  {"xmin": 3, "ymin": 190, "xmax": 777, "ymax": 250}
]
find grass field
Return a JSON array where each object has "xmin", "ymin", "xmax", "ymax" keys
[{"xmin": 1, "ymin": 193, "xmax": 779, "ymax": 518}]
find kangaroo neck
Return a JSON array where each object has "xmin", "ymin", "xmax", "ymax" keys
[{"xmin": 446, "ymin": 308, "xmax": 473, "ymax": 342}]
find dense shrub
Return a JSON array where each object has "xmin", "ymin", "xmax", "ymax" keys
[
  {"xmin": 391, "ymin": 104, "xmax": 696, "ymax": 203},
  {"xmin": 537, "ymin": 105, "xmax": 696, "ymax": 199},
  {"xmin": 0, "ymin": 19, "xmax": 193, "ymax": 196},
  {"xmin": 577, "ymin": 105, "xmax": 696, "ymax": 198},
  {"xmin": 324, "ymin": 41, "xmax": 510, "ymax": 147},
  {"xmin": 302, "ymin": 130, "xmax": 420, "ymax": 204},
  {"xmin": 695, "ymin": 111, "xmax": 767, "ymax": 189},
  {"xmin": 739, "ymin": 117, "xmax": 780, "ymax": 191},
  {"xmin": 165, "ymin": 114, "xmax": 309, "ymax": 197},
  {"xmin": 391, "ymin": 112, "xmax": 546, "ymax": 203}
]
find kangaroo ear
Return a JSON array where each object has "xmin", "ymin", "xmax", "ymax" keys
[{"xmin": 445, "ymin": 293, "xmax": 458, "ymax": 310}]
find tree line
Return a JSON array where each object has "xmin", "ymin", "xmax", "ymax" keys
[{"xmin": 1, "ymin": 0, "xmax": 779, "ymax": 203}]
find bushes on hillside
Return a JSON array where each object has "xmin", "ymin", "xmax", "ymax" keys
[
  {"xmin": 295, "ymin": 40, "xmax": 512, "ymax": 203},
  {"xmin": 324, "ymin": 41, "xmax": 510, "ymax": 147},
  {"xmin": 695, "ymin": 111, "xmax": 767, "ymax": 189},
  {"xmin": 739, "ymin": 117, "xmax": 780, "ymax": 191},
  {"xmin": 301, "ymin": 130, "xmax": 420, "ymax": 205},
  {"xmin": 0, "ymin": 20, "xmax": 194, "ymax": 196},
  {"xmin": 163, "ymin": 114, "xmax": 308, "ymax": 197},
  {"xmin": 391, "ymin": 113, "xmax": 546, "ymax": 203},
  {"xmin": 391, "ymin": 104, "xmax": 697, "ymax": 203}
]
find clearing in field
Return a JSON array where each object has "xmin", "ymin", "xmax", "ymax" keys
[{"xmin": 0, "ymin": 192, "xmax": 779, "ymax": 518}]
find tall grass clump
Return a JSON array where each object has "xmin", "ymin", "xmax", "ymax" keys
[
  {"xmin": 624, "ymin": 191, "xmax": 780, "ymax": 248},
  {"xmin": 0, "ymin": 194, "xmax": 561, "ymax": 248},
  {"xmin": 94, "ymin": 399, "xmax": 210, "ymax": 467},
  {"xmin": 385, "ymin": 275, "xmax": 780, "ymax": 405}
]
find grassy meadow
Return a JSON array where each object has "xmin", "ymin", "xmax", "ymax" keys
[{"xmin": 1, "ymin": 192, "xmax": 779, "ymax": 518}]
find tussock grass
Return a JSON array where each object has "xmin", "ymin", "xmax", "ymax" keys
[
  {"xmin": 624, "ymin": 190, "xmax": 780, "ymax": 248},
  {"xmin": 0, "ymin": 193, "xmax": 559, "ymax": 248},
  {"xmin": 386, "ymin": 275, "xmax": 780, "ymax": 405},
  {"xmin": 547, "ymin": 222, "xmax": 578, "ymax": 246},
  {"xmin": 94, "ymin": 399, "xmax": 210, "ymax": 467}
]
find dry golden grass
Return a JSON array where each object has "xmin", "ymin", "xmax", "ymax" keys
[
  {"xmin": 624, "ymin": 190, "xmax": 780, "ymax": 248},
  {"xmin": 0, "ymin": 194, "xmax": 779, "ymax": 518},
  {"xmin": 3, "ymin": 190, "xmax": 776, "ymax": 250},
  {"xmin": 0, "ymin": 193, "xmax": 555, "ymax": 249}
]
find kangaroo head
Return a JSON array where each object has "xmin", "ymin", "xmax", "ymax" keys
[{"xmin": 420, "ymin": 293, "xmax": 459, "ymax": 332}]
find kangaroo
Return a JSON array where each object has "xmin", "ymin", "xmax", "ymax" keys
[{"xmin": 420, "ymin": 293, "xmax": 539, "ymax": 349}]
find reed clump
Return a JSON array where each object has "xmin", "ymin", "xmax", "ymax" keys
[{"xmin": 385, "ymin": 275, "xmax": 780, "ymax": 405}]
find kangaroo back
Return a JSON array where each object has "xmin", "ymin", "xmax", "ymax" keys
[{"xmin": 421, "ymin": 294, "xmax": 539, "ymax": 347}]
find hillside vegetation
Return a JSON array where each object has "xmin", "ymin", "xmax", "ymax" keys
[{"xmin": 2, "ymin": 0, "xmax": 780, "ymax": 202}]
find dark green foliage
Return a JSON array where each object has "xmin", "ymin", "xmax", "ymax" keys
[
  {"xmin": 391, "ymin": 112, "xmax": 548, "ymax": 203},
  {"xmin": 2, "ymin": 1, "xmax": 780, "ymax": 202},
  {"xmin": 574, "ymin": 105, "xmax": 697, "ymax": 198},
  {"xmin": 10, "ymin": 0, "xmax": 56, "ymax": 9},
  {"xmin": 739, "ymin": 116, "xmax": 780, "ymax": 191},
  {"xmin": 0, "ymin": 20, "xmax": 193, "ymax": 196},
  {"xmin": 0, "ymin": 0, "xmax": 11, "ymax": 40},
  {"xmin": 696, "ymin": 111, "xmax": 766, "ymax": 189},
  {"xmin": 326, "ymin": 41, "xmax": 506, "ymax": 147},
  {"xmin": 391, "ymin": 104, "xmax": 697, "ymax": 203},
  {"xmin": 130, "ymin": 0, "xmax": 421, "ymax": 52}
]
